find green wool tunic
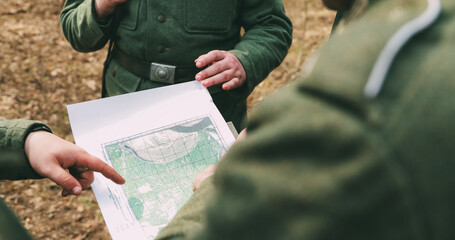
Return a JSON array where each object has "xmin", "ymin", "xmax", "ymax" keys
[
  {"xmin": 155, "ymin": 0, "xmax": 455, "ymax": 239},
  {"xmin": 0, "ymin": 118, "xmax": 46, "ymax": 180},
  {"xmin": 3, "ymin": 0, "xmax": 454, "ymax": 239},
  {"xmin": 60, "ymin": 0, "xmax": 293, "ymax": 130}
]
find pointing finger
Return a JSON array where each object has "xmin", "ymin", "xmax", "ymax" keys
[{"xmin": 78, "ymin": 154, "xmax": 125, "ymax": 185}]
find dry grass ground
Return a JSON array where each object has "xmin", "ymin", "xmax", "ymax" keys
[{"xmin": 0, "ymin": 1, "xmax": 335, "ymax": 239}]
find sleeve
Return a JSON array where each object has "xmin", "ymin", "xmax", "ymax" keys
[
  {"xmin": 0, "ymin": 118, "xmax": 49, "ymax": 180},
  {"xmin": 155, "ymin": 177, "xmax": 215, "ymax": 240},
  {"xmin": 155, "ymin": 79, "xmax": 416, "ymax": 239},
  {"xmin": 60, "ymin": 0, "xmax": 115, "ymax": 52},
  {"xmin": 229, "ymin": 0, "xmax": 293, "ymax": 94},
  {"xmin": 197, "ymin": 84, "xmax": 415, "ymax": 239}
]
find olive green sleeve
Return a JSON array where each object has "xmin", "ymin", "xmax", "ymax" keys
[
  {"xmin": 186, "ymin": 80, "xmax": 417, "ymax": 239},
  {"xmin": 155, "ymin": 177, "xmax": 215, "ymax": 240},
  {"xmin": 60, "ymin": 0, "xmax": 114, "ymax": 52},
  {"xmin": 0, "ymin": 118, "xmax": 47, "ymax": 180},
  {"xmin": 230, "ymin": 0, "xmax": 293, "ymax": 94},
  {"xmin": 153, "ymin": 0, "xmax": 454, "ymax": 238},
  {"xmin": 154, "ymin": 81, "xmax": 414, "ymax": 240}
]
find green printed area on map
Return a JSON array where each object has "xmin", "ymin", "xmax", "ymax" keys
[{"xmin": 102, "ymin": 116, "xmax": 227, "ymax": 239}]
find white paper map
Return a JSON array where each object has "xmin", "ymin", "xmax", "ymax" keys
[{"xmin": 67, "ymin": 81, "xmax": 235, "ymax": 240}]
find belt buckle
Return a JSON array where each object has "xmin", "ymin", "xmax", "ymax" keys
[{"xmin": 150, "ymin": 63, "xmax": 176, "ymax": 84}]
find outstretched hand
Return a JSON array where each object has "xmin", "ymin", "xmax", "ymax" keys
[
  {"xmin": 195, "ymin": 50, "xmax": 246, "ymax": 91},
  {"xmin": 24, "ymin": 131, "xmax": 125, "ymax": 197}
]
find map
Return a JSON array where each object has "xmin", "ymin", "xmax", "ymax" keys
[
  {"xmin": 102, "ymin": 116, "xmax": 229, "ymax": 239},
  {"xmin": 67, "ymin": 81, "xmax": 236, "ymax": 240}
]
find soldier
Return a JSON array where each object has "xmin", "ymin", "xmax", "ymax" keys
[
  {"xmin": 5, "ymin": 0, "xmax": 454, "ymax": 239},
  {"xmin": 60, "ymin": 0, "xmax": 293, "ymax": 131},
  {"xmin": 155, "ymin": 0, "xmax": 455, "ymax": 239},
  {"xmin": 0, "ymin": 118, "xmax": 125, "ymax": 239}
]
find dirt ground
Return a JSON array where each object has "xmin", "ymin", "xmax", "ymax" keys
[{"xmin": 0, "ymin": 1, "xmax": 335, "ymax": 239}]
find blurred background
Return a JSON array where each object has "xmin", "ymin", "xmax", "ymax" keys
[{"xmin": 0, "ymin": 1, "xmax": 335, "ymax": 239}]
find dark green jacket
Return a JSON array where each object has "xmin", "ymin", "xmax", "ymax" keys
[
  {"xmin": 0, "ymin": 118, "xmax": 45, "ymax": 180},
  {"xmin": 0, "ymin": 118, "xmax": 48, "ymax": 240},
  {"xmin": 60, "ymin": 0, "xmax": 293, "ymax": 129},
  {"xmin": 156, "ymin": 0, "xmax": 455, "ymax": 239}
]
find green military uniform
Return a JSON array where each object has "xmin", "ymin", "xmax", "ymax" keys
[
  {"xmin": 0, "ymin": 118, "xmax": 46, "ymax": 180},
  {"xmin": 60, "ymin": 0, "xmax": 293, "ymax": 130},
  {"xmin": 154, "ymin": 0, "xmax": 455, "ymax": 239},
  {"xmin": 331, "ymin": 11, "xmax": 347, "ymax": 31},
  {"xmin": 0, "ymin": 118, "xmax": 49, "ymax": 240}
]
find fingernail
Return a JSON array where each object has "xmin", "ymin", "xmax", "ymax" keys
[
  {"xmin": 72, "ymin": 186, "xmax": 82, "ymax": 194},
  {"xmin": 195, "ymin": 74, "xmax": 201, "ymax": 80},
  {"xmin": 196, "ymin": 62, "xmax": 202, "ymax": 68}
]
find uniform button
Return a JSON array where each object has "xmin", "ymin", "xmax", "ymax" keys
[
  {"xmin": 157, "ymin": 45, "xmax": 165, "ymax": 53},
  {"xmin": 157, "ymin": 15, "xmax": 165, "ymax": 23}
]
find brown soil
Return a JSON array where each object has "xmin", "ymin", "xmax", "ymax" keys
[{"xmin": 0, "ymin": 1, "xmax": 335, "ymax": 239}]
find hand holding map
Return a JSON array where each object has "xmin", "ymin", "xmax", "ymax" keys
[{"xmin": 67, "ymin": 81, "xmax": 235, "ymax": 239}]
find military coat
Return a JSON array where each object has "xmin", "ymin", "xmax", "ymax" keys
[
  {"xmin": 0, "ymin": 118, "xmax": 46, "ymax": 180},
  {"xmin": 60, "ymin": 0, "xmax": 293, "ymax": 130},
  {"xmin": 0, "ymin": 118, "xmax": 47, "ymax": 240},
  {"xmin": 155, "ymin": 0, "xmax": 455, "ymax": 239}
]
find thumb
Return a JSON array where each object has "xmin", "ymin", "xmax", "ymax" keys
[{"xmin": 46, "ymin": 167, "xmax": 83, "ymax": 196}]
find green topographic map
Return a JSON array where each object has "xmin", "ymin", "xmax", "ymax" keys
[{"xmin": 103, "ymin": 116, "xmax": 227, "ymax": 239}]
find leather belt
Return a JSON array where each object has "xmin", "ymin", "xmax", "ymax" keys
[{"xmin": 113, "ymin": 47, "xmax": 199, "ymax": 84}]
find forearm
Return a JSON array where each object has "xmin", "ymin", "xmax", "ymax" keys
[
  {"xmin": 60, "ymin": 0, "xmax": 113, "ymax": 52},
  {"xmin": 230, "ymin": 0, "xmax": 293, "ymax": 92},
  {"xmin": 0, "ymin": 119, "xmax": 45, "ymax": 180}
]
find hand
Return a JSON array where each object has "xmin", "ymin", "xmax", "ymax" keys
[
  {"xmin": 94, "ymin": 0, "xmax": 128, "ymax": 19},
  {"xmin": 192, "ymin": 129, "xmax": 247, "ymax": 191},
  {"xmin": 195, "ymin": 50, "xmax": 246, "ymax": 91},
  {"xmin": 24, "ymin": 131, "xmax": 125, "ymax": 197}
]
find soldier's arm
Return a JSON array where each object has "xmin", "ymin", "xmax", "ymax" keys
[
  {"xmin": 0, "ymin": 118, "xmax": 125, "ymax": 196},
  {"xmin": 24, "ymin": 130, "xmax": 125, "ymax": 196},
  {"xmin": 0, "ymin": 118, "xmax": 48, "ymax": 180},
  {"xmin": 192, "ymin": 128, "xmax": 247, "ymax": 192},
  {"xmin": 228, "ymin": 0, "xmax": 293, "ymax": 94},
  {"xmin": 60, "ymin": 0, "xmax": 115, "ymax": 52},
  {"xmin": 155, "ymin": 77, "xmax": 407, "ymax": 240},
  {"xmin": 94, "ymin": 0, "xmax": 128, "ymax": 19}
]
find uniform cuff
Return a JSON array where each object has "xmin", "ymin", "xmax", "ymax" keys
[
  {"xmin": 91, "ymin": 0, "xmax": 116, "ymax": 36},
  {"xmin": 0, "ymin": 119, "xmax": 51, "ymax": 152}
]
